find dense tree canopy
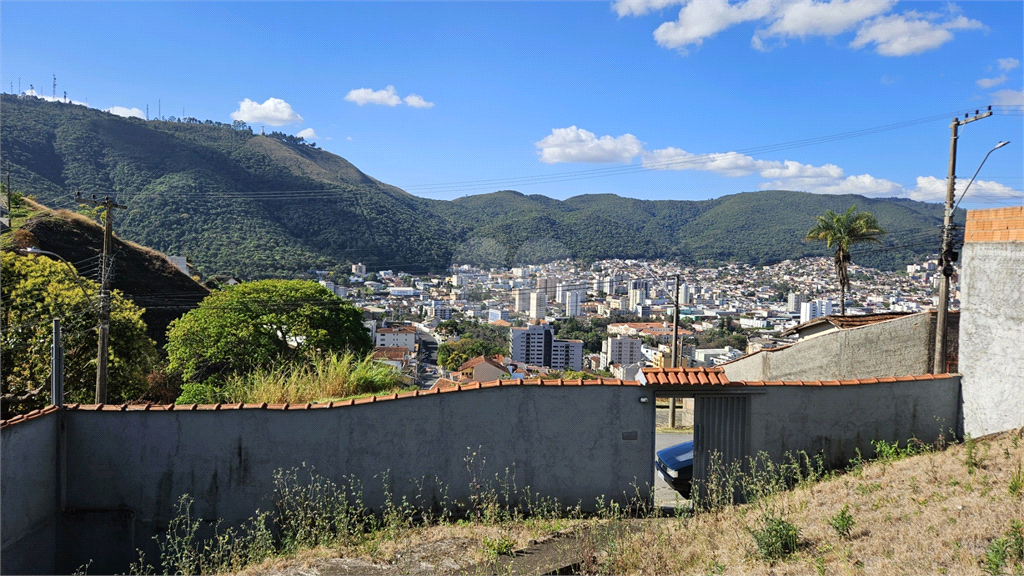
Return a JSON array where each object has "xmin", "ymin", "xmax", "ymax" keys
[
  {"xmin": 166, "ymin": 280, "xmax": 371, "ymax": 391},
  {"xmin": 1, "ymin": 252, "xmax": 157, "ymax": 416}
]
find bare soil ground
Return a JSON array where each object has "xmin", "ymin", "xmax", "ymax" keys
[{"xmin": 238, "ymin": 430, "xmax": 1023, "ymax": 576}]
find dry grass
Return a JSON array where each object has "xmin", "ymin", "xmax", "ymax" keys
[
  {"xmin": 226, "ymin": 432, "xmax": 1023, "ymax": 576},
  {"xmin": 235, "ymin": 516, "xmax": 585, "ymax": 575},
  {"xmin": 600, "ymin": 431, "xmax": 1024, "ymax": 575}
]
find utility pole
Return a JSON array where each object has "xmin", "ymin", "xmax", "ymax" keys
[
  {"xmin": 51, "ymin": 319, "xmax": 64, "ymax": 407},
  {"xmin": 933, "ymin": 107, "xmax": 991, "ymax": 374},
  {"xmin": 669, "ymin": 274, "xmax": 680, "ymax": 428},
  {"xmin": 76, "ymin": 193, "xmax": 127, "ymax": 403}
]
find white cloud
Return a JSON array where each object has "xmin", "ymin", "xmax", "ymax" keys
[
  {"xmin": 23, "ymin": 88, "xmax": 88, "ymax": 107},
  {"xmin": 344, "ymin": 85, "xmax": 402, "ymax": 107},
  {"xmin": 403, "ymin": 94, "xmax": 435, "ymax": 108},
  {"xmin": 612, "ymin": 0, "xmax": 685, "ymax": 18},
  {"xmin": 346, "ymin": 136, "xmax": 353, "ymax": 141},
  {"xmin": 535, "ymin": 126, "xmax": 645, "ymax": 164},
  {"xmin": 908, "ymin": 176, "xmax": 1021, "ymax": 202},
  {"xmin": 621, "ymin": 0, "xmax": 984, "ymax": 56},
  {"xmin": 753, "ymin": 0, "xmax": 895, "ymax": 50},
  {"xmin": 850, "ymin": 11, "xmax": 986, "ymax": 56},
  {"xmin": 106, "ymin": 106, "xmax": 146, "ymax": 119},
  {"xmin": 642, "ymin": 147, "xmax": 771, "ymax": 176},
  {"xmin": 230, "ymin": 98, "xmax": 303, "ymax": 126},
  {"xmin": 990, "ymin": 89, "xmax": 1024, "ymax": 106},
  {"xmin": 653, "ymin": 0, "xmax": 772, "ymax": 50},
  {"xmin": 976, "ymin": 75, "xmax": 1007, "ymax": 88},
  {"xmin": 296, "ymin": 128, "xmax": 319, "ymax": 140},
  {"xmin": 998, "ymin": 57, "xmax": 1020, "ymax": 72}
]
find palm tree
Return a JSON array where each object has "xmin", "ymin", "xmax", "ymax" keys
[{"xmin": 805, "ymin": 205, "xmax": 886, "ymax": 315}]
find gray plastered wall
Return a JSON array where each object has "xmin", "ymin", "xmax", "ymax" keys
[
  {"xmin": 1, "ymin": 384, "xmax": 656, "ymax": 575},
  {"xmin": 959, "ymin": 241, "xmax": 1024, "ymax": 437}
]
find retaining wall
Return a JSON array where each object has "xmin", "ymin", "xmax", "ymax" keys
[{"xmin": 1, "ymin": 384, "xmax": 656, "ymax": 574}]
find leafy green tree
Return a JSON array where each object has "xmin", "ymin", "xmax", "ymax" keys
[
  {"xmin": 437, "ymin": 337, "xmax": 505, "ymax": 371},
  {"xmin": 805, "ymin": 205, "xmax": 886, "ymax": 315},
  {"xmin": 1, "ymin": 252, "xmax": 157, "ymax": 416},
  {"xmin": 166, "ymin": 280, "xmax": 371, "ymax": 397}
]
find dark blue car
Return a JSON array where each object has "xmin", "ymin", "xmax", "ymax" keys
[{"xmin": 655, "ymin": 440, "xmax": 694, "ymax": 498}]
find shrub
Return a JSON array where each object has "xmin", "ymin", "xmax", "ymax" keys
[
  {"xmin": 829, "ymin": 504, "xmax": 855, "ymax": 538},
  {"xmin": 482, "ymin": 534, "xmax": 516, "ymax": 558},
  {"xmin": 750, "ymin": 514, "xmax": 799, "ymax": 561}
]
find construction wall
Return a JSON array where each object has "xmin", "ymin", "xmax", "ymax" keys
[
  {"xmin": 959, "ymin": 206, "xmax": 1024, "ymax": 437},
  {"xmin": 1, "ymin": 384, "xmax": 655, "ymax": 575},
  {"xmin": 722, "ymin": 313, "xmax": 950, "ymax": 382}
]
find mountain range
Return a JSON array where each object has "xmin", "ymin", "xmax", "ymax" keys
[{"xmin": 0, "ymin": 94, "xmax": 959, "ymax": 277}]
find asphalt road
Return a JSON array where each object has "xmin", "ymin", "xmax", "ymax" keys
[{"xmin": 654, "ymin": 431, "xmax": 693, "ymax": 507}]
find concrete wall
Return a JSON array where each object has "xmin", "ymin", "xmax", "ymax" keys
[
  {"xmin": 1, "ymin": 412, "xmax": 59, "ymax": 576},
  {"xmin": 723, "ymin": 313, "xmax": 945, "ymax": 382},
  {"xmin": 745, "ymin": 376, "xmax": 961, "ymax": 468},
  {"xmin": 959, "ymin": 239, "xmax": 1024, "ymax": 437},
  {"xmin": 2, "ymin": 385, "xmax": 655, "ymax": 574}
]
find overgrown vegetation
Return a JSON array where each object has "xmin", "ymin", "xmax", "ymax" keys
[
  {"xmin": 118, "ymin": 431, "xmax": 1024, "ymax": 576},
  {"xmin": 211, "ymin": 352, "xmax": 405, "ymax": 405}
]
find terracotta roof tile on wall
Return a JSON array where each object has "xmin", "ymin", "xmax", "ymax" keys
[
  {"xmin": 641, "ymin": 367, "xmax": 732, "ymax": 385},
  {"xmin": 0, "ymin": 378, "xmax": 646, "ymax": 427}
]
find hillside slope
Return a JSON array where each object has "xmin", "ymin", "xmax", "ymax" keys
[
  {"xmin": 1, "ymin": 95, "xmax": 960, "ymax": 276},
  {"xmin": 12, "ymin": 202, "xmax": 209, "ymax": 348}
]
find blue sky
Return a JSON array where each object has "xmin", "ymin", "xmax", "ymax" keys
[{"xmin": 2, "ymin": 1, "xmax": 1021, "ymax": 208}]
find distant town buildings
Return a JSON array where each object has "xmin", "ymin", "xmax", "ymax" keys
[
  {"xmin": 799, "ymin": 299, "xmax": 834, "ymax": 324},
  {"xmin": 509, "ymin": 323, "xmax": 583, "ymax": 371}
]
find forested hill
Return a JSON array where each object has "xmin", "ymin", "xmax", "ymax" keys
[{"xmin": 1, "ymin": 95, "xmax": 958, "ymax": 276}]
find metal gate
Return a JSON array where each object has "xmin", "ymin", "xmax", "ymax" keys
[{"xmin": 693, "ymin": 394, "xmax": 750, "ymax": 499}]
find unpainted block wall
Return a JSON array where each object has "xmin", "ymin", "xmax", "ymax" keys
[
  {"xmin": 2, "ymin": 384, "xmax": 656, "ymax": 574},
  {"xmin": 0, "ymin": 413, "xmax": 59, "ymax": 576},
  {"xmin": 723, "ymin": 313, "xmax": 937, "ymax": 382},
  {"xmin": 746, "ymin": 376, "xmax": 961, "ymax": 468},
  {"xmin": 959, "ymin": 239, "xmax": 1024, "ymax": 437}
]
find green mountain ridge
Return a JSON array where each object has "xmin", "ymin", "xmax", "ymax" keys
[{"xmin": 1, "ymin": 95, "xmax": 956, "ymax": 277}]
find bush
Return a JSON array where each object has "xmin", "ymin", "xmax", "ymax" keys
[
  {"xmin": 750, "ymin": 514, "xmax": 799, "ymax": 561},
  {"xmin": 829, "ymin": 504, "xmax": 855, "ymax": 538}
]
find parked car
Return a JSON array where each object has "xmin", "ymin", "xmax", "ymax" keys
[{"xmin": 655, "ymin": 440, "xmax": 693, "ymax": 498}]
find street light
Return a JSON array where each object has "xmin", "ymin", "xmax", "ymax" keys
[
  {"xmin": 932, "ymin": 138, "xmax": 1010, "ymax": 374},
  {"xmin": 18, "ymin": 247, "xmax": 95, "ymax": 303},
  {"xmin": 953, "ymin": 141, "xmax": 1011, "ymax": 213}
]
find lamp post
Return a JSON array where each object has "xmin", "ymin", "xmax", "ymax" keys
[
  {"xmin": 18, "ymin": 247, "xmax": 95, "ymax": 303},
  {"xmin": 932, "ymin": 138, "xmax": 1010, "ymax": 374}
]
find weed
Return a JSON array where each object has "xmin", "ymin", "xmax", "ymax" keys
[
  {"xmin": 749, "ymin": 513, "xmax": 800, "ymax": 561},
  {"xmin": 71, "ymin": 559, "xmax": 92, "ymax": 575},
  {"xmin": 829, "ymin": 505, "xmax": 856, "ymax": 538},
  {"xmin": 965, "ymin": 434, "xmax": 983, "ymax": 474},
  {"xmin": 1009, "ymin": 463, "xmax": 1023, "ymax": 499},
  {"xmin": 984, "ymin": 537, "xmax": 1012, "ymax": 575},
  {"xmin": 482, "ymin": 534, "xmax": 516, "ymax": 558}
]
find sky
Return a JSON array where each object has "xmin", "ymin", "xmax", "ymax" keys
[{"xmin": 2, "ymin": 1, "xmax": 1022, "ymax": 209}]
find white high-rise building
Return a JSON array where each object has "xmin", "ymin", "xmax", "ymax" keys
[
  {"xmin": 788, "ymin": 291, "xmax": 807, "ymax": 313},
  {"xmin": 602, "ymin": 335, "xmax": 642, "ymax": 368},
  {"xmin": 799, "ymin": 300, "xmax": 833, "ymax": 324},
  {"xmin": 510, "ymin": 323, "xmax": 583, "ymax": 371},
  {"xmin": 529, "ymin": 290, "xmax": 547, "ymax": 320},
  {"xmin": 512, "ymin": 288, "xmax": 531, "ymax": 313},
  {"xmin": 566, "ymin": 291, "xmax": 580, "ymax": 317}
]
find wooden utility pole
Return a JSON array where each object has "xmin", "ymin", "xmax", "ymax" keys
[
  {"xmin": 933, "ymin": 108, "xmax": 991, "ymax": 374},
  {"xmin": 76, "ymin": 193, "xmax": 127, "ymax": 403}
]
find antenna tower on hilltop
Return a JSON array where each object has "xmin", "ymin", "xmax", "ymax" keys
[{"xmin": 53, "ymin": 75, "xmax": 56, "ymax": 100}]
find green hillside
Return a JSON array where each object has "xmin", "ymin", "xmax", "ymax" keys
[{"xmin": 1, "ymin": 95, "xmax": 958, "ymax": 275}]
